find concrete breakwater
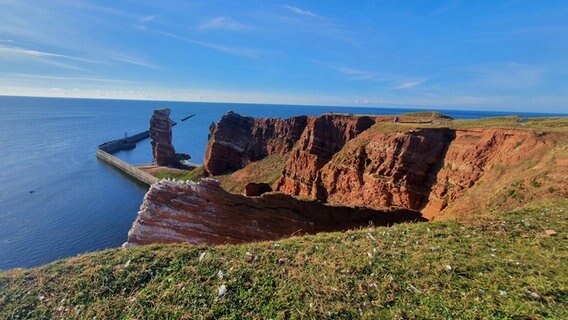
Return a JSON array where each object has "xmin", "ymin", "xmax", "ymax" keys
[
  {"xmin": 98, "ymin": 131, "xmax": 150, "ymax": 154},
  {"xmin": 96, "ymin": 149, "xmax": 158, "ymax": 186}
]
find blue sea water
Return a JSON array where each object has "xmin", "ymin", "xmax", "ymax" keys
[{"xmin": 0, "ymin": 95, "xmax": 565, "ymax": 270}]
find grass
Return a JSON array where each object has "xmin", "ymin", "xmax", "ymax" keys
[
  {"xmin": 151, "ymin": 155, "xmax": 288, "ymax": 193},
  {"xmin": 368, "ymin": 116, "xmax": 568, "ymax": 134},
  {"xmin": 154, "ymin": 166, "xmax": 206, "ymax": 182},
  {"xmin": 1, "ymin": 199, "xmax": 566, "ymax": 319},
  {"xmin": 214, "ymin": 154, "xmax": 289, "ymax": 193}
]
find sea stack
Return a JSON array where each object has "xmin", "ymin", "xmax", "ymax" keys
[{"xmin": 150, "ymin": 108, "xmax": 176, "ymax": 166}]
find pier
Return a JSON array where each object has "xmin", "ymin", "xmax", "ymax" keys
[
  {"xmin": 98, "ymin": 131, "xmax": 150, "ymax": 153},
  {"xmin": 96, "ymin": 112, "xmax": 195, "ymax": 185},
  {"xmin": 96, "ymin": 149, "xmax": 158, "ymax": 186}
]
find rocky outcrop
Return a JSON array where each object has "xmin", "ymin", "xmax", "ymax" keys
[
  {"xmin": 308, "ymin": 128, "xmax": 550, "ymax": 217},
  {"xmin": 316, "ymin": 128, "xmax": 455, "ymax": 210},
  {"xmin": 203, "ymin": 112, "xmax": 563, "ymax": 218},
  {"xmin": 421, "ymin": 129, "xmax": 550, "ymax": 216},
  {"xmin": 125, "ymin": 179, "xmax": 425, "ymax": 247},
  {"xmin": 244, "ymin": 182, "xmax": 272, "ymax": 196},
  {"xmin": 150, "ymin": 108, "xmax": 177, "ymax": 166},
  {"xmin": 273, "ymin": 115, "xmax": 376, "ymax": 197},
  {"xmin": 204, "ymin": 112, "xmax": 308, "ymax": 175}
]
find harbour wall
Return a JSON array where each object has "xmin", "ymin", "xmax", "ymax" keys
[{"xmin": 96, "ymin": 149, "xmax": 158, "ymax": 186}]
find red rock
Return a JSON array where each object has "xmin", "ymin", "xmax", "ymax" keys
[
  {"xmin": 150, "ymin": 108, "xmax": 176, "ymax": 166},
  {"xmin": 244, "ymin": 182, "xmax": 272, "ymax": 196},
  {"xmin": 125, "ymin": 179, "xmax": 425, "ymax": 247},
  {"xmin": 204, "ymin": 111, "xmax": 308, "ymax": 175},
  {"xmin": 317, "ymin": 128, "xmax": 454, "ymax": 210},
  {"xmin": 273, "ymin": 114, "xmax": 376, "ymax": 197},
  {"xmin": 202, "ymin": 112, "xmax": 561, "ymax": 218}
]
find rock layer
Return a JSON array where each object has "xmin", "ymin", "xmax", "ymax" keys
[
  {"xmin": 274, "ymin": 115, "xmax": 376, "ymax": 197},
  {"xmin": 317, "ymin": 128, "xmax": 455, "ymax": 210},
  {"xmin": 150, "ymin": 108, "xmax": 176, "ymax": 166},
  {"xmin": 204, "ymin": 112, "xmax": 308, "ymax": 175},
  {"xmin": 203, "ymin": 113, "xmax": 562, "ymax": 217},
  {"xmin": 126, "ymin": 179, "xmax": 425, "ymax": 247}
]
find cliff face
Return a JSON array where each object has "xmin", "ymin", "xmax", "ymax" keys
[
  {"xmin": 273, "ymin": 115, "xmax": 376, "ymax": 197},
  {"xmin": 317, "ymin": 128, "xmax": 455, "ymax": 210},
  {"xmin": 317, "ymin": 128, "xmax": 549, "ymax": 217},
  {"xmin": 204, "ymin": 112, "xmax": 308, "ymax": 175},
  {"xmin": 150, "ymin": 108, "xmax": 176, "ymax": 166},
  {"xmin": 421, "ymin": 129, "xmax": 552, "ymax": 217},
  {"xmin": 204, "ymin": 113, "xmax": 564, "ymax": 218},
  {"xmin": 126, "ymin": 179, "xmax": 425, "ymax": 247}
]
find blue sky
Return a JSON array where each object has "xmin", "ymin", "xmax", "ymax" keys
[{"xmin": 0, "ymin": 0, "xmax": 567, "ymax": 112}]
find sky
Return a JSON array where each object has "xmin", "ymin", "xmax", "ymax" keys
[{"xmin": 0, "ymin": 0, "xmax": 567, "ymax": 112}]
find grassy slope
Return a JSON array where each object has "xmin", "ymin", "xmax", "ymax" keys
[
  {"xmin": 154, "ymin": 166, "xmax": 206, "ymax": 182},
  {"xmin": 153, "ymin": 154, "xmax": 289, "ymax": 193},
  {"xmin": 214, "ymin": 154, "xmax": 289, "ymax": 193},
  {"xmin": 1, "ymin": 200, "xmax": 566, "ymax": 319},
  {"xmin": 372, "ymin": 116, "xmax": 568, "ymax": 133},
  {"xmin": 338, "ymin": 117, "xmax": 568, "ymax": 219}
]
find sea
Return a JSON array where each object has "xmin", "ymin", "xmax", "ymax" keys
[{"xmin": 0, "ymin": 95, "xmax": 565, "ymax": 270}]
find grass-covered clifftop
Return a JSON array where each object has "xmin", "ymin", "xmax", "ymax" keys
[{"xmin": 1, "ymin": 200, "xmax": 566, "ymax": 319}]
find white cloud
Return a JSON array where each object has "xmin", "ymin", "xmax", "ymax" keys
[
  {"xmin": 199, "ymin": 17, "xmax": 248, "ymax": 31},
  {"xmin": 333, "ymin": 66, "xmax": 376, "ymax": 80},
  {"xmin": 5, "ymin": 73, "xmax": 146, "ymax": 84},
  {"xmin": 156, "ymin": 30, "xmax": 259, "ymax": 59},
  {"xmin": 106, "ymin": 52, "xmax": 160, "ymax": 70},
  {"xmin": 393, "ymin": 79, "xmax": 428, "ymax": 90},
  {"xmin": 468, "ymin": 62, "xmax": 544, "ymax": 89},
  {"xmin": 0, "ymin": 45, "xmax": 99, "ymax": 64},
  {"xmin": 140, "ymin": 15, "xmax": 157, "ymax": 23},
  {"xmin": 284, "ymin": 5, "xmax": 319, "ymax": 18}
]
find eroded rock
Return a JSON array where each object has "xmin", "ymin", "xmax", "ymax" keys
[
  {"xmin": 204, "ymin": 112, "xmax": 308, "ymax": 175},
  {"xmin": 150, "ymin": 108, "xmax": 176, "ymax": 166},
  {"xmin": 125, "ymin": 179, "xmax": 425, "ymax": 246}
]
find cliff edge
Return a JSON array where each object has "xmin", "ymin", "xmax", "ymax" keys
[{"xmin": 205, "ymin": 113, "xmax": 568, "ymax": 219}]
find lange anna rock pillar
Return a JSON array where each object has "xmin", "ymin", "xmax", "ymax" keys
[{"xmin": 150, "ymin": 108, "xmax": 177, "ymax": 166}]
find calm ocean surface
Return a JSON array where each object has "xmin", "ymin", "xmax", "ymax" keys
[{"xmin": 0, "ymin": 95, "xmax": 565, "ymax": 269}]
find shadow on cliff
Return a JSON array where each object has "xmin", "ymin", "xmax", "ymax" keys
[
  {"xmin": 416, "ymin": 128, "xmax": 457, "ymax": 211},
  {"xmin": 127, "ymin": 180, "xmax": 428, "ymax": 247}
]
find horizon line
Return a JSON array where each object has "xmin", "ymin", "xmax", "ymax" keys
[{"xmin": 0, "ymin": 94, "xmax": 566, "ymax": 116}]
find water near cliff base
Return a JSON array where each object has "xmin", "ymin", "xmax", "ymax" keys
[{"xmin": 0, "ymin": 95, "xmax": 563, "ymax": 269}]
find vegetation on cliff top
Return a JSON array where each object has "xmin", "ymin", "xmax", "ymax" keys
[
  {"xmin": 372, "ymin": 116, "xmax": 568, "ymax": 133},
  {"xmin": 1, "ymin": 200, "xmax": 566, "ymax": 319},
  {"xmin": 154, "ymin": 166, "xmax": 206, "ymax": 182},
  {"xmin": 153, "ymin": 154, "xmax": 289, "ymax": 193}
]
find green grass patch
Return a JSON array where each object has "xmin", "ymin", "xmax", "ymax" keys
[
  {"xmin": 155, "ymin": 166, "xmax": 206, "ymax": 182},
  {"xmin": 368, "ymin": 116, "xmax": 568, "ymax": 134},
  {"xmin": 214, "ymin": 154, "xmax": 289, "ymax": 193},
  {"xmin": 1, "ymin": 200, "xmax": 566, "ymax": 319}
]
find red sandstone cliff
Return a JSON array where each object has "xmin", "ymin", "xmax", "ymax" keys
[
  {"xmin": 150, "ymin": 108, "xmax": 176, "ymax": 166},
  {"xmin": 316, "ymin": 128, "xmax": 551, "ymax": 217},
  {"xmin": 273, "ymin": 115, "xmax": 376, "ymax": 197},
  {"xmin": 126, "ymin": 179, "xmax": 425, "ymax": 247},
  {"xmin": 316, "ymin": 128, "xmax": 455, "ymax": 210},
  {"xmin": 204, "ymin": 113, "xmax": 565, "ymax": 218},
  {"xmin": 204, "ymin": 112, "xmax": 308, "ymax": 175}
]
